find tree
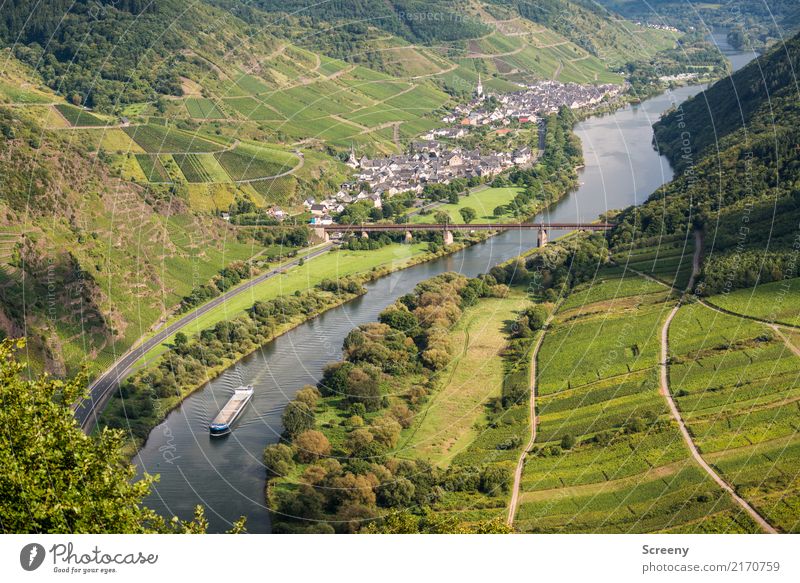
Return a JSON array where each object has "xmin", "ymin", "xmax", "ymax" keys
[
  {"xmin": 434, "ymin": 211, "xmax": 450, "ymax": 225},
  {"xmin": 493, "ymin": 205, "xmax": 506, "ymax": 217},
  {"xmin": 479, "ymin": 464, "xmax": 511, "ymax": 496},
  {"xmin": 263, "ymin": 443, "xmax": 295, "ymax": 476},
  {"xmin": 560, "ymin": 434, "xmax": 576, "ymax": 449},
  {"xmin": 377, "ymin": 477, "xmax": 416, "ymax": 507},
  {"xmin": 459, "ymin": 207, "xmax": 477, "ymax": 224},
  {"xmin": 0, "ymin": 339, "xmax": 226, "ymax": 533},
  {"xmin": 295, "ymin": 385, "xmax": 321, "ymax": 408},
  {"xmin": 293, "ymin": 430, "xmax": 331, "ymax": 463},
  {"xmin": 282, "ymin": 400, "xmax": 315, "ymax": 436},
  {"xmin": 369, "ymin": 418, "xmax": 401, "ymax": 448},
  {"xmin": 447, "ymin": 191, "xmax": 459, "ymax": 204},
  {"xmin": 346, "ymin": 428, "xmax": 381, "ymax": 458}
]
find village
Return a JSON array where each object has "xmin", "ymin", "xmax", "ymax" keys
[{"xmin": 299, "ymin": 78, "xmax": 622, "ymax": 226}]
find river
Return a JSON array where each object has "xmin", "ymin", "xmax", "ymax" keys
[{"xmin": 134, "ymin": 46, "xmax": 755, "ymax": 533}]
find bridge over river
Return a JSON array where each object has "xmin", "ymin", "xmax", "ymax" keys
[{"xmin": 241, "ymin": 221, "xmax": 613, "ymax": 247}]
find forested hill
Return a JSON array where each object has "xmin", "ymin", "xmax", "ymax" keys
[
  {"xmin": 653, "ymin": 32, "xmax": 800, "ymax": 173},
  {"xmin": 612, "ymin": 30, "xmax": 800, "ymax": 294},
  {"xmin": 226, "ymin": 0, "xmax": 489, "ymax": 42},
  {"xmin": 0, "ymin": 0, "xmax": 193, "ymax": 109}
]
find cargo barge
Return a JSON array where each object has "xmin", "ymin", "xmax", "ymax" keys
[{"xmin": 209, "ymin": 386, "xmax": 253, "ymax": 436}]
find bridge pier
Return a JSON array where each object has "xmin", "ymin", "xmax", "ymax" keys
[
  {"xmin": 405, "ymin": 230, "xmax": 413, "ymax": 244},
  {"xmin": 312, "ymin": 227, "xmax": 329, "ymax": 242},
  {"xmin": 361, "ymin": 231, "xmax": 370, "ymax": 239},
  {"xmin": 537, "ymin": 228, "xmax": 548, "ymax": 248},
  {"xmin": 443, "ymin": 230, "xmax": 454, "ymax": 246}
]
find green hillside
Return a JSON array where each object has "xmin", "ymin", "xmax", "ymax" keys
[{"xmin": 614, "ymin": 32, "xmax": 800, "ymax": 294}]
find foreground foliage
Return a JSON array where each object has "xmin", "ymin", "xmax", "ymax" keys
[{"xmin": 0, "ymin": 339, "xmax": 240, "ymax": 533}]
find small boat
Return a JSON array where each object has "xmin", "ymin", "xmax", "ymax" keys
[{"xmin": 209, "ymin": 385, "xmax": 254, "ymax": 437}]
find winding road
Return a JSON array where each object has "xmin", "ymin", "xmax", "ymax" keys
[{"xmin": 75, "ymin": 242, "xmax": 333, "ymax": 432}]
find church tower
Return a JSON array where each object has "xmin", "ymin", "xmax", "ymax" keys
[
  {"xmin": 345, "ymin": 143, "xmax": 359, "ymax": 168},
  {"xmin": 476, "ymin": 73, "xmax": 484, "ymax": 99}
]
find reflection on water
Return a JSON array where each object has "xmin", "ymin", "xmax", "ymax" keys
[{"xmin": 135, "ymin": 47, "xmax": 755, "ymax": 532}]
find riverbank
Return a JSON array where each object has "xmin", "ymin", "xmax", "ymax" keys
[
  {"xmin": 105, "ymin": 236, "xmax": 485, "ymax": 455},
  {"xmin": 265, "ymin": 274, "xmax": 534, "ymax": 533}
]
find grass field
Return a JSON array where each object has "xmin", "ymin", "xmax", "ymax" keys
[
  {"xmin": 669, "ymin": 300, "xmax": 800, "ymax": 532},
  {"xmin": 74, "ymin": 128, "xmax": 144, "ymax": 153},
  {"xmin": 410, "ymin": 187, "xmax": 523, "ymax": 224},
  {"xmin": 400, "ymin": 289, "xmax": 528, "ymax": 466},
  {"xmin": 130, "ymin": 242, "xmax": 432, "ymax": 367}
]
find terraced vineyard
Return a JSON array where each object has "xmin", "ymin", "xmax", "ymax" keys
[
  {"xmin": 54, "ymin": 103, "xmax": 110, "ymax": 127},
  {"xmin": 514, "ymin": 271, "xmax": 764, "ymax": 533},
  {"xmin": 123, "ymin": 124, "xmax": 226, "ymax": 153},
  {"xmin": 214, "ymin": 145, "xmax": 299, "ymax": 181},
  {"xmin": 611, "ymin": 233, "xmax": 697, "ymax": 289},
  {"xmin": 670, "ymin": 289, "xmax": 800, "ymax": 533}
]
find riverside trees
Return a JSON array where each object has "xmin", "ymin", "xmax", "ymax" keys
[{"xmin": 265, "ymin": 272, "xmax": 513, "ymax": 533}]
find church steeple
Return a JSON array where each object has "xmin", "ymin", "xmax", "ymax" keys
[
  {"xmin": 345, "ymin": 143, "xmax": 359, "ymax": 168},
  {"xmin": 476, "ymin": 73, "xmax": 483, "ymax": 98}
]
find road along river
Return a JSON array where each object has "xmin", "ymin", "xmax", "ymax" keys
[{"xmin": 134, "ymin": 82, "xmax": 728, "ymax": 533}]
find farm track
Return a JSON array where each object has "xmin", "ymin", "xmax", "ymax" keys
[
  {"xmin": 657, "ymin": 231, "xmax": 778, "ymax": 534},
  {"xmin": 507, "ymin": 307, "xmax": 558, "ymax": 527}
]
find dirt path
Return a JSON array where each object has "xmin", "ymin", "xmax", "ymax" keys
[
  {"xmin": 507, "ymin": 309, "xmax": 557, "ymax": 527},
  {"xmin": 465, "ymin": 45, "xmax": 526, "ymax": 59},
  {"xmin": 769, "ymin": 325, "xmax": 800, "ymax": 358},
  {"xmin": 553, "ymin": 60, "xmax": 563, "ymax": 80},
  {"xmin": 657, "ymin": 231, "xmax": 777, "ymax": 534}
]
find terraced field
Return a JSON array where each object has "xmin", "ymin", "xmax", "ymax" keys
[
  {"xmin": 185, "ymin": 97, "xmax": 228, "ymax": 119},
  {"xmin": 514, "ymin": 272, "xmax": 762, "ymax": 533},
  {"xmin": 54, "ymin": 103, "xmax": 110, "ymax": 127},
  {"xmin": 134, "ymin": 154, "xmax": 171, "ymax": 183},
  {"xmin": 123, "ymin": 124, "xmax": 225, "ymax": 153},
  {"xmin": 214, "ymin": 144, "xmax": 299, "ymax": 181},
  {"xmin": 704, "ymin": 277, "xmax": 800, "ymax": 327},
  {"xmin": 173, "ymin": 154, "xmax": 230, "ymax": 183},
  {"xmin": 612, "ymin": 234, "xmax": 696, "ymax": 289},
  {"xmin": 669, "ymin": 301, "xmax": 800, "ymax": 532}
]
